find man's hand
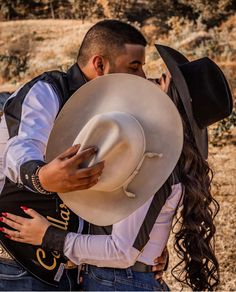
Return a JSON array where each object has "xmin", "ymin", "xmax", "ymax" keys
[
  {"xmin": 152, "ymin": 247, "xmax": 169, "ymax": 281},
  {"xmin": 39, "ymin": 144, "xmax": 104, "ymax": 193}
]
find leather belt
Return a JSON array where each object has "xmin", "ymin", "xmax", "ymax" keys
[
  {"xmin": 130, "ymin": 261, "xmax": 153, "ymax": 273},
  {"xmin": 84, "ymin": 262, "xmax": 153, "ymax": 273},
  {"xmin": 1, "ymin": 247, "xmax": 148, "ymax": 273}
]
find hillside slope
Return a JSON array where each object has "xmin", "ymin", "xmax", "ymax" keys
[{"xmin": 0, "ymin": 18, "xmax": 235, "ymax": 291}]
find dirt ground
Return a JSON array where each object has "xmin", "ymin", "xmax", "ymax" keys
[{"xmin": 0, "ymin": 20, "xmax": 235, "ymax": 291}]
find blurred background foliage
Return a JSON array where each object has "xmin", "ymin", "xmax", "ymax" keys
[{"xmin": 0, "ymin": 0, "xmax": 235, "ymax": 26}]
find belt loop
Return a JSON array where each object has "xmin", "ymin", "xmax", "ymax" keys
[{"xmin": 126, "ymin": 267, "xmax": 133, "ymax": 279}]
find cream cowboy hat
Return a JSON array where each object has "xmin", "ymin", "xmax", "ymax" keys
[{"xmin": 46, "ymin": 74, "xmax": 183, "ymax": 226}]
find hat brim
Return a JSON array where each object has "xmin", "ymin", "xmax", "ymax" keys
[
  {"xmin": 155, "ymin": 44, "xmax": 208, "ymax": 159},
  {"xmin": 46, "ymin": 74, "xmax": 183, "ymax": 226}
]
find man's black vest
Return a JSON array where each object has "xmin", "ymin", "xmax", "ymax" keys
[{"xmin": 0, "ymin": 64, "xmax": 86, "ymax": 286}]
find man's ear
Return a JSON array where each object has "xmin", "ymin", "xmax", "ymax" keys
[{"xmin": 92, "ymin": 55, "xmax": 105, "ymax": 76}]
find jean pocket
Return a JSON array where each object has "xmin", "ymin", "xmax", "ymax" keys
[
  {"xmin": 0, "ymin": 260, "xmax": 28, "ymax": 280},
  {"xmin": 89, "ymin": 266, "xmax": 115, "ymax": 287}
]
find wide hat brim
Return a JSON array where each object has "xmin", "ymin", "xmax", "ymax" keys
[
  {"xmin": 155, "ymin": 44, "xmax": 208, "ymax": 159},
  {"xmin": 46, "ymin": 74, "xmax": 183, "ymax": 226}
]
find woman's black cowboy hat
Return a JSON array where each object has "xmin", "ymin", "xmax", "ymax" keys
[{"xmin": 155, "ymin": 44, "xmax": 233, "ymax": 159}]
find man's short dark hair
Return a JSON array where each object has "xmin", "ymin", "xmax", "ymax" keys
[{"xmin": 77, "ymin": 20, "xmax": 147, "ymax": 66}]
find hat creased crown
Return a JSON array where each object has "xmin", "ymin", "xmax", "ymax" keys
[{"xmin": 73, "ymin": 111, "xmax": 162, "ymax": 196}]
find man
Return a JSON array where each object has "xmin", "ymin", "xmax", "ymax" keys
[
  {"xmin": 0, "ymin": 20, "xmax": 167, "ymax": 291},
  {"xmin": 4, "ymin": 20, "xmax": 146, "ymax": 195}
]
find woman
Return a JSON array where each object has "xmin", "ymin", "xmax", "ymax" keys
[{"xmin": 0, "ymin": 45, "xmax": 232, "ymax": 291}]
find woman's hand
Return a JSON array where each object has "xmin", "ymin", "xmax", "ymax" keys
[
  {"xmin": 152, "ymin": 247, "xmax": 169, "ymax": 281},
  {"xmin": 0, "ymin": 207, "xmax": 50, "ymax": 245}
]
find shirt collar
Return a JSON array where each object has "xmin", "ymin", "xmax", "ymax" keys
[{"xmin": 66, "ymin": 63, "xmax": 87, "ymax": 94}]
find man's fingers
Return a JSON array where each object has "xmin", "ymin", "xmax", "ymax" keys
[
  {"xmin": 70, "ymin": 146, "xmax": 98, "ymax": 165},
  {"xmin": 76, "ymin": 174, "xmax": 101, "ymax": 186},
  {"xmin": 59, "ymin": 162, "xmax": 104, "ymax": 192},
  {"xmin": 63, "ymin": 177, "xmax": 100, "ymax": 192},
  {"xmin": 76, "ymin": 161, "xmax": 104, "ymax": 178},
  {"xmin": 58, "ymin": 144, "xmax": 81, "ymax": 160}
]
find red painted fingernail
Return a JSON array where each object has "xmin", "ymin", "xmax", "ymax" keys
[
  {"xmin": 2, "ymin": 212, "xmax": 7, "ymax": 217},
  {"xmin": 0, "ymin": 227, "xmax": 4, "ymax": 232},
  {"xmin": 4, "ymin": 235, "xmax": 11, "ymax": 239},
  {"xmin": 0, "ymin": 217, "xmax": 4, "ymax": 221},
  {"xmin": 20, "ymin": 206, "xmax": 28, "ymax": 211}
]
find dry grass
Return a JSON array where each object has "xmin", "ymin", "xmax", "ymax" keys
[
  {"xmin": 165, "ymin": 141, "xmax": 236, "ymax": 291},
  {"xmin": 0, "ymin": 19, "xmax": 95, "ymax": 91},
  {"xmin": 0, "ymin": 19, "xmax": 235, "ymax": 291}
]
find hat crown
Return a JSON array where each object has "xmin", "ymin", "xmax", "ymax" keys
[
  {"xmin": 156, "ymin": 44, "xmax": 233, "ymax": 159},
  {"xmin": 73, "ymin": 111, "xmax": 147, "ymax": 192},
  {"xmin": 179, "ymin": 57, "xmax": 233, "ymax": 128}
]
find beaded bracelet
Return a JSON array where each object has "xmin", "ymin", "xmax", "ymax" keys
[{"xmin": 31, "ymin": 166, "xmax": 53, "ymax": 195}]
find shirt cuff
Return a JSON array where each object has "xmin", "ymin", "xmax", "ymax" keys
[
  {"xmin": 42, "ymin": 225, "xmax": 69, "ymax": 254},
  {"xmin": 20, "ymin": 160, "xmax": 46, "ymax": 192}
]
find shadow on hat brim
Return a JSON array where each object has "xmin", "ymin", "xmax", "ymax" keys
[{"xmin": 155, "ymin": 44, "xmax": 208, "ymax": 159}]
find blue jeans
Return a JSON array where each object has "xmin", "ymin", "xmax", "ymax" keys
[
  {"xmin": 81, "ymin": 265, "xmax": 170, "ymax": 291},
  {"xmin": 0, "ymin": 258, "xmax": 80, "ymax": 291}
]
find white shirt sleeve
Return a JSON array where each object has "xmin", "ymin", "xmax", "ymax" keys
[
  {"xmin": 63, "ymin": 196, "xmax": 153, "ymax": 268},
  {"xmin": 3, "ymin": 81, "xmax": 59, "ymax": 183}
]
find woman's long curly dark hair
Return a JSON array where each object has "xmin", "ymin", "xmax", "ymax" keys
[{"xmin": 167, "ymin": 80, "xmax": 220, "ymax": 290}]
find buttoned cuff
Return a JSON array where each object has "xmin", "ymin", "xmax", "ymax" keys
[{"xmin": 20, "ymin": 160, "xmax": 47, "ymax": 192}]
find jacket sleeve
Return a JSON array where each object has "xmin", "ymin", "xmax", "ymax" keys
[{"xmin": 3, "ymin": 81, "xmax": 59, "ymax": 186}]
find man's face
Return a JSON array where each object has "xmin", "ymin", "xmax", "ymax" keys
[{"xmin": 107, "ymin": 44, "xmax": 146, "ymax": 78}]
